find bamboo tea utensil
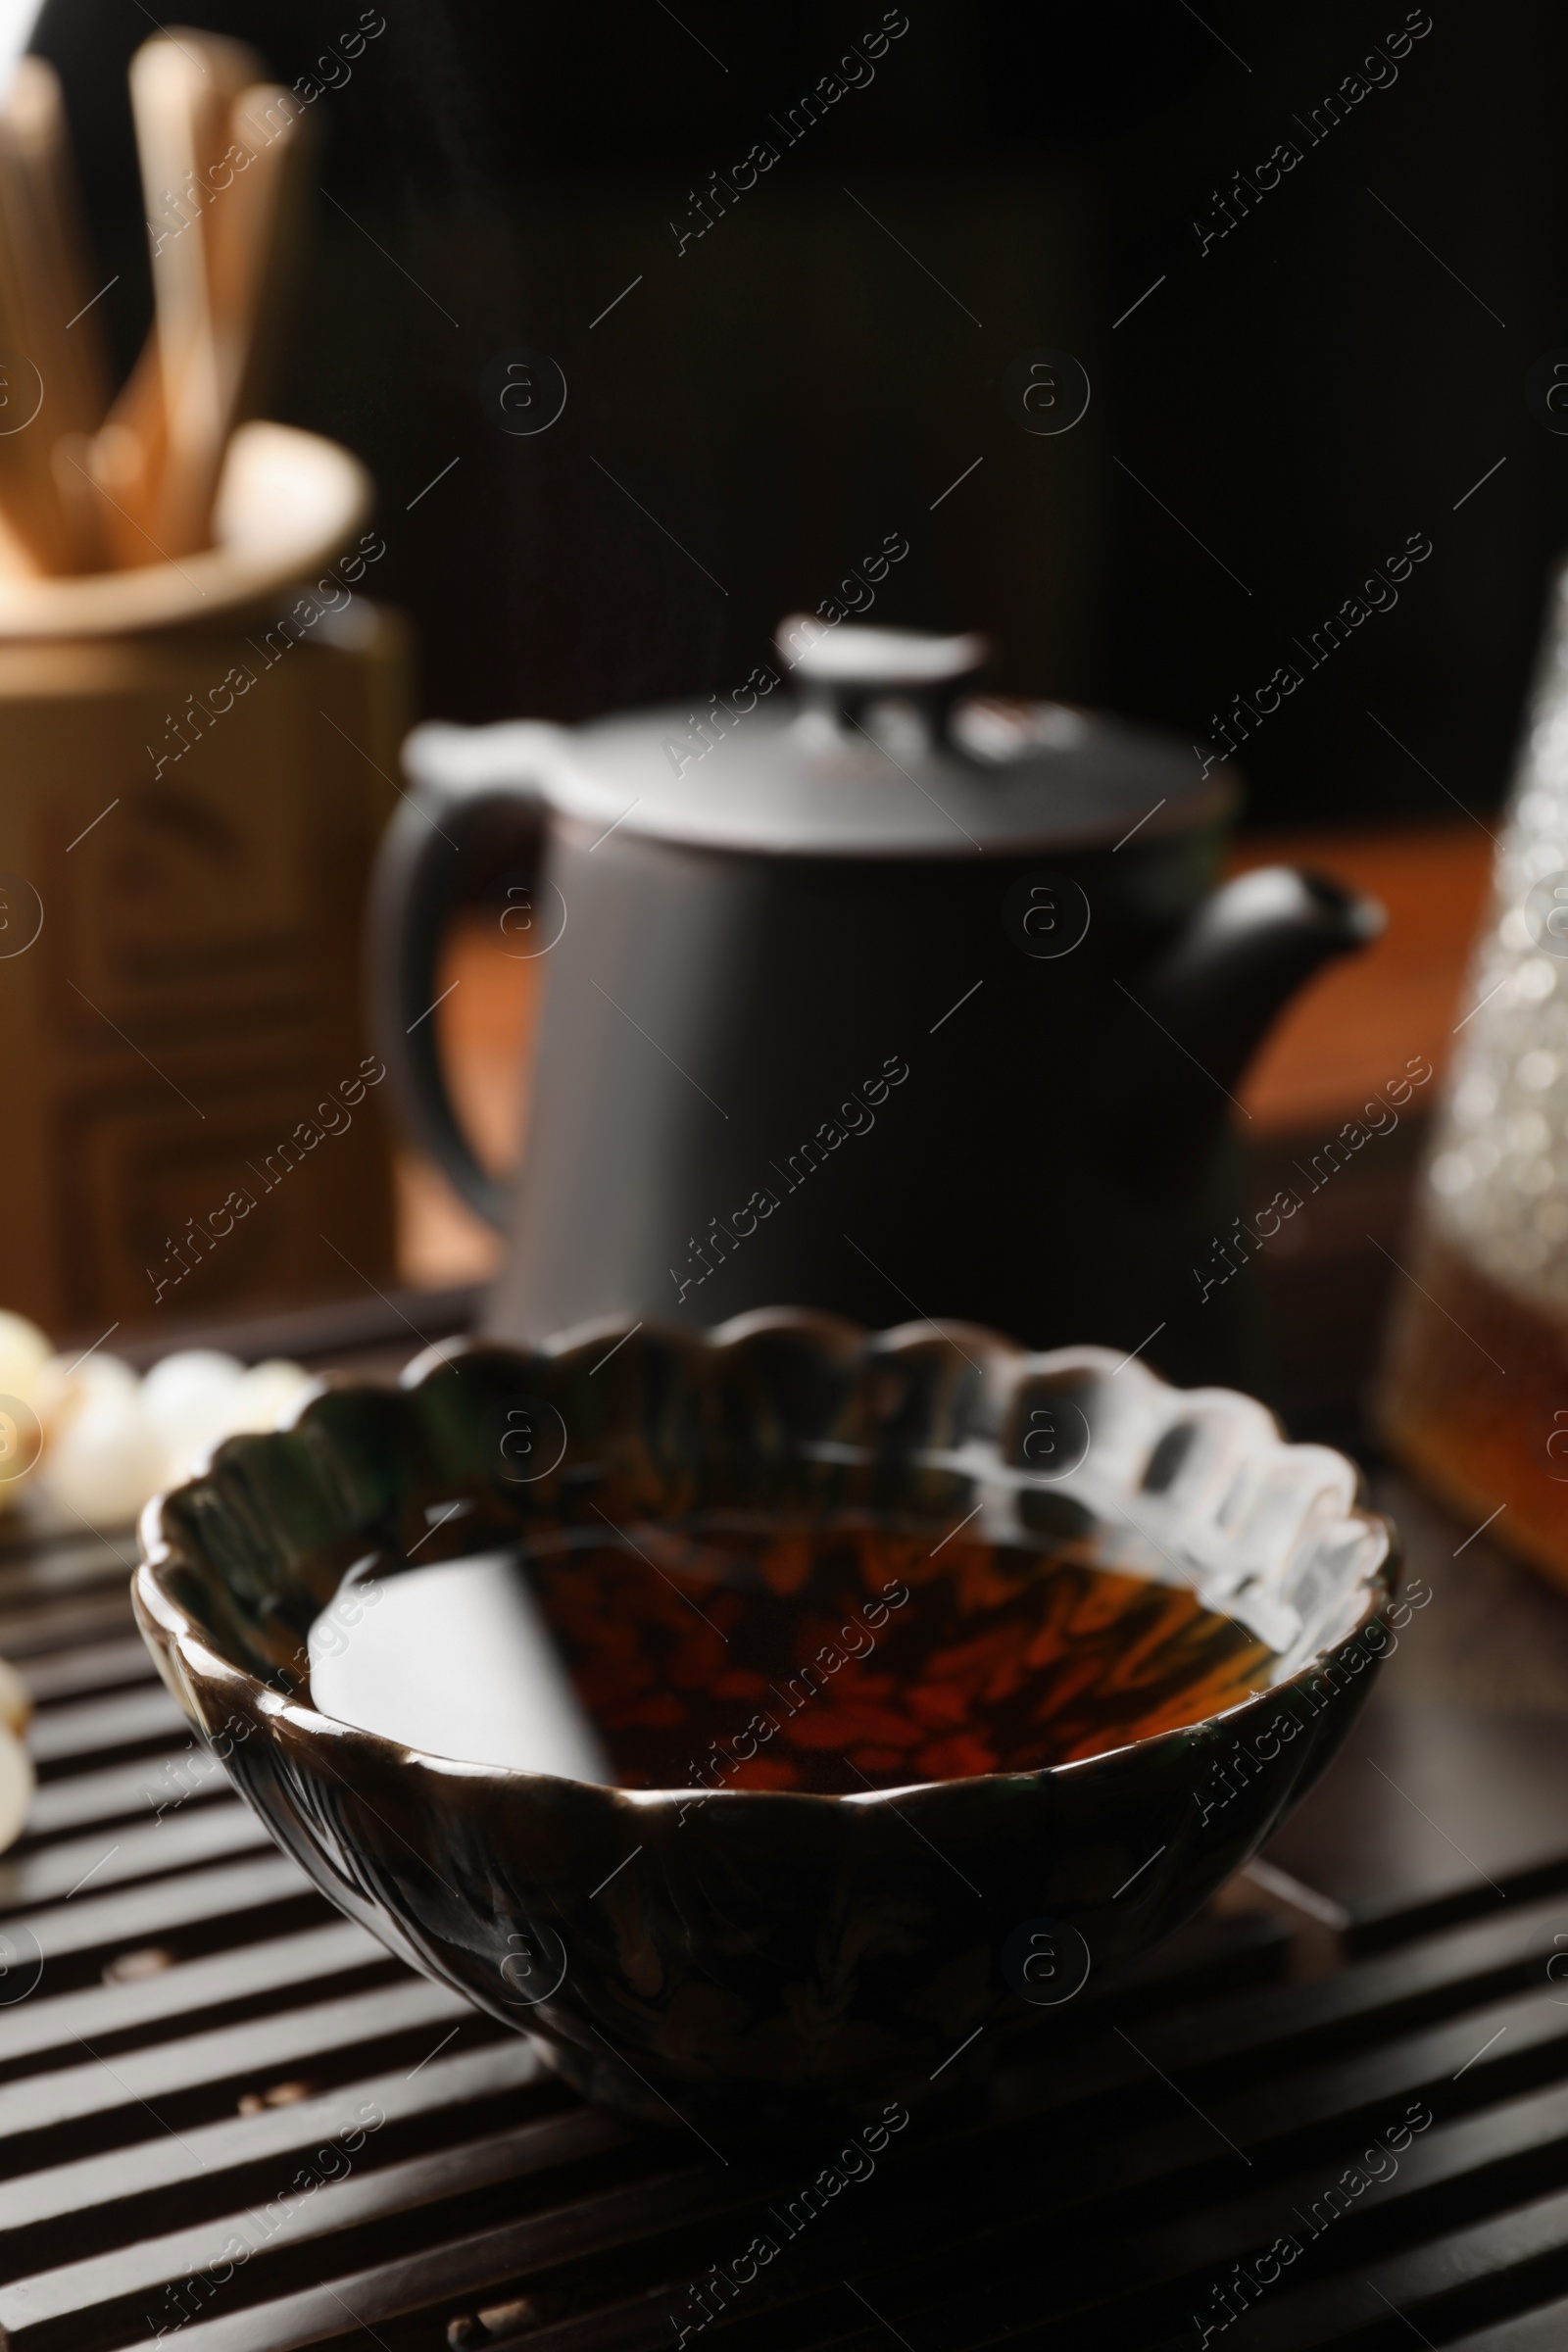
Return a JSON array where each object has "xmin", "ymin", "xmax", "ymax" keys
[
  {"xmin": 85, "ymin": 341, "xmax": 161, "ymax": 569},
  {"xmin": 123, "ymin": 29, "xmax": 261, "ymax": 558},
  {"xmin": 210, "ymin": 84, "xmax": 312, "ymax": 438},
  {"xmin": 1, "ymin": 59, "xmax": 109, "ymax": 436},
  {"xmin": 50, "ymin": 431, "xmax": 108, "ymax": 570},
  {"xmin": 0, "ymin": 31, "xmax": 316, "ymax": 577},
  {"xmin": 0, "ymin": 57, "xmax": 109, "ymax": 571}
]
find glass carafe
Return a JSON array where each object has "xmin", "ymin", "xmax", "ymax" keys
[{"xmin": 1380, "ymin": 559, "xmax": 1568, "ymax": 1582}]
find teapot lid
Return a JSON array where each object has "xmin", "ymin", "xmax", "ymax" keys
[{"xmin": 416, "ymin": 619, "xmax": 1235, "ymax": 859}]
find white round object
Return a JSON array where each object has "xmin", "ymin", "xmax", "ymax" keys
[
  {"xmin": 0, "ymin": 1312, "xmax": 50, "ymax": 1409},
  {"xmin": 143, "ymin": 1352, "xmax": 247, "ymax": 1483},
  {"xmin": 75, "ymin": 1353, "xmax": 139, "ymax": 1400},
  {"xmin": 33, "ymin": 1350, "xmax": 139, "ymax": 1436},
  {"xmin": 220, "ymin": 1360, "xmax": 314, "ymax": 1436},
  {"xmin": 140, "ymin": 1350, "xmax": 245, "ymax": 1436},
  {"xmin": 0, "ymin": 1652, "xmax": 28, "ymax": 1738},
  {"xmin": 0, "ymin": 1387, "xmax": 43, "ymax": 1514},
  {"xmin": 44, "ymin": 1387, "xmax": 163, "ymax": 1525},
  {"xmin": 0, "ymin": 1725, "xmax": 31, "ymax": 1852}
]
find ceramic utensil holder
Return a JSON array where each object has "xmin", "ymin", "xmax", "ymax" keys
[{"xmin": 0, "ymin": 426, "xmax": 408, "ymax": 1337}]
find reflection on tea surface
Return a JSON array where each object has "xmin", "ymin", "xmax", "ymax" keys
[{"xmin": 309, "ymin": 1507, "xmax": 1279, "ymax": 1793}]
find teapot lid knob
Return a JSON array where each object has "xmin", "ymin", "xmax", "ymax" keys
[
  {"xmin": 777, "ymin": 614, "xmax": 990, "ymax": 686},
  {"xmin": 777, "ymin": 615, "xmax": 991, "ymax": 745}
]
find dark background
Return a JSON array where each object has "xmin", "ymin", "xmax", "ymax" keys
[{"xmin": 30, "ymin": 0, "xmax": 1568, "ymax": 827}]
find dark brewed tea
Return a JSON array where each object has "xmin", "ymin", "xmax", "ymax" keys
[
  {"xmin": 1380, "ymin": 1223, "xmax": 1568, "ymax": 1588},
  {"xmin": 310, "ymin": 1507, "xmax": 1281, "ymax": 1794}
]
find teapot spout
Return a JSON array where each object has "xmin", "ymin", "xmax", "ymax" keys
[{"xmin": 1110, "ymin": 866, "xmax": 1384, "ymax": 1166}]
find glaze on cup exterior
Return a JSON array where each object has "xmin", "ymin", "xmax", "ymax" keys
[{"xmin": 133, "ymin": 1313, "xmax": 1396, "ymax": 2137}]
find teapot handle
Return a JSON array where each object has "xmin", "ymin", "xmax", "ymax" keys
[{"xmin": 368, "ymin": 720, "xmax": 565, "ymax": 1232}]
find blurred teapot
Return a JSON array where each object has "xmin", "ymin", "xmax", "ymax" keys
[{"xmin": 370, "ymin": 619, "xmax": 1379, "ymax": 1384}]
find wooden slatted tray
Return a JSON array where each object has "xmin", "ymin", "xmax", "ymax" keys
[{"xmin": 7, "ymin": 1497, "xmax": 1568, "ymax": 2351}]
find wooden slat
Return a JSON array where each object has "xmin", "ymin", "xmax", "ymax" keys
[
  {"xmin": 1156, "ymin": 2072, "xmax": 1568, "ymax": 2270},
  {"xmin": 20, "ymin": 1638, "xmax": 160, "ymax": 1705},
  {"xmin": 0, "ymin": 1801, "xmax": 270, "ymax": 1911},
  {"xmin": 0, "ymin": 2109, "xmax": 630, "ymax": 2349},
  {"xmin": 1135, "ymin": 1887, "xmax": 1543, "ymax": 2065},
  {"xmin": 0, "ymin": 1533, "xmax": 133, "ymax": 1602},
  {"xmin": 20, "ymin": 1746, "xmax": 224, "ymax": 1840},
  {"xmin": 990, "ymin": 1886, "xmax": 1568, "ymax": 2132},
  {"xmin": 0, "ymin": 1592, "xmax": 137, "ymax": 1661},
  {"xmin": 19, "ymin": 1852, "xmax": 320, "ymax": 1966},
  {"xmin": 107, "ymin": 2210, "xmax": 681, "ymax": 2352},
  {"xmin": 1218, "ymin": 2182, "xmax": 1568, "ymax": 2349},
  {"xmin": 1208, "ymin": 1986, "xmax": 1565, "ymax": 2159},
  {"xmin": 0, "ymin": 1976, "xmax": 475, "ymax": 2142},
  {"xmin": 1034, "ymin": 2072, "xmax": 1568, "ymax": 2344},
  {"xmin": 731, "ymin": 2066, "xmax": 1568, "ymax": 2352},
  {"xmin": 0, "ymin": 2035, "xmax": 549, "ymax": 2239},
  {"xmin": 0, "ymin": 1920, "xmax": 388, "ymax": 2066},
  {"xmin": 74, "ymin": 1278, "xmax": 482, "ymax": 1378},
  {"xmin": 25, "ymin": 1685, "xmax": 187, "ymax": 1764},
  {"xmin": 1448, "ymin": 2300, "xmax": 1568, "ymax": 2350}
]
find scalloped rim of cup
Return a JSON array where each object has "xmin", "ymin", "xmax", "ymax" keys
[{"xmin": 133, "ymin": 1311, "xmax": 1398, "ymax": 1811}]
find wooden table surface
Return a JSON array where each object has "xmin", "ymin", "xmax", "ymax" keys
[{"xmin": 1226, "ymin": 823, "xmax": 1494, "ymax": 1135}]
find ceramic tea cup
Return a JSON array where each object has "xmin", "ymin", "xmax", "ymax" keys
[{"xmin": 134, "ymin": 1312, "xmax": 1396, "ymax": 2137}]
